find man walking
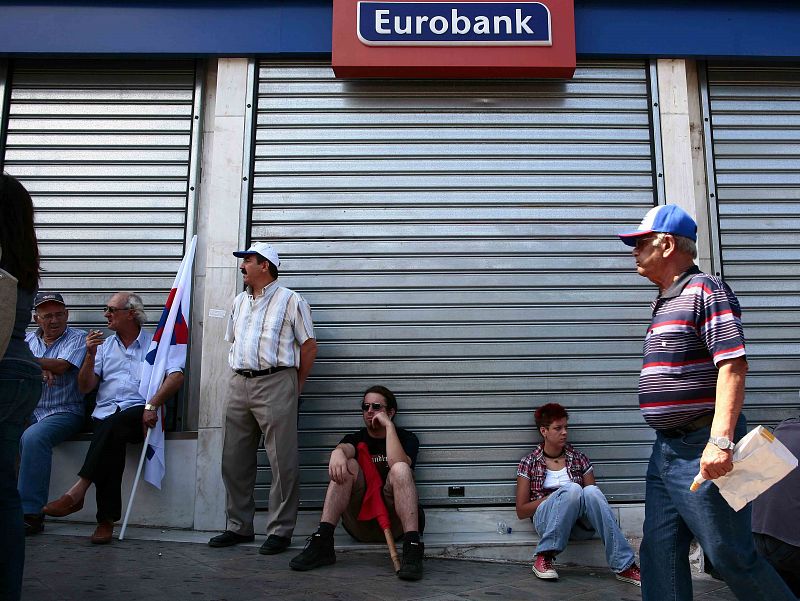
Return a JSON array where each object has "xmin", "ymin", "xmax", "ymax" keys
[
  {"xmin": 209, "ymin": 242, "xmax": 317, "ymax": 555},
  {"xmin": 289, "ymin": 385, "xmax": 424, "ymax": 580},
  {"xmin": 619, "ymin": 204, "xmax": 794, "ymax": 600},
  {"xmin": 20, "ymin": 292, "xmax": 87, "ymax": 534}
]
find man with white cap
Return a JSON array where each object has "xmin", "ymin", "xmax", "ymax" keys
[
  {"xmin": 209, "ymin": 242, "xmax": 317, "ymax": 555},
  {"xmin": 619, "ymin": 204, "xmax": 794, "ymax": 601},
  {"xmin": 19, "ymin": 292, "xmax": 87, "ymax": 534}
]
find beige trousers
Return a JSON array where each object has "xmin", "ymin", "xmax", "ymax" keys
[{"xmin": 221, "ymin": 368, "xmax": 299, "ymax": 538}]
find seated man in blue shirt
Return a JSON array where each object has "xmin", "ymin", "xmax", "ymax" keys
[
  {"xmin": 42, "ymin": 291, "xmax": 184, "ymax": 544},
  {"xmin": 20, "ymin": 292, "xmax": 87, "ymax": 535}
]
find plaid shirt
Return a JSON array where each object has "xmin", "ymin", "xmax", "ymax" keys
[{"xmin": 516, "ymin": 443, "xmax": 594, "ymax": 501}]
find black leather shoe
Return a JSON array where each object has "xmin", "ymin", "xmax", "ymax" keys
[
  {"xmin": 208, "ymin": 530, "xmax": 255, "ymax": 548},
  {"xmin": 24, "ymin": 514, "xmax": 44, "ymax": 536},
  {"xmin": 259, "ymin": 534, "xmax": 291, "ymax": 555}
]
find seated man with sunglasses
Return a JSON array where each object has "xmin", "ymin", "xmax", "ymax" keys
[
  {"xmin": 42, "ymin": 291, "xmax": 184, "ymax": 544},
  {"xmin": 289, "ymin": 385, "xmax": 425, "ymax": 580}
]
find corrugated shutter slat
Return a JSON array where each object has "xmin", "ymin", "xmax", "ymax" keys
[
  {"xmin": 4, "ymin": 59, "xmax": 196, "ymax": 328},
  {"xmin": 251, "ymin": 60, "xmax": 658, "ymax": 507}
]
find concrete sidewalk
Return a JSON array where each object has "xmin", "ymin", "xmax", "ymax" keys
[{"xmin": 23, "ymin": 526, "xmax": 736, "ymax": 601}]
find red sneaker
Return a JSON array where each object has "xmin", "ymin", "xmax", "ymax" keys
[
  {"xmin": 532, "ymin": 553, "xmax": 558, "ymax": 580},
  {"xmin": 615, "ymin": 563, "xmax": 641, "ymax": 587}
]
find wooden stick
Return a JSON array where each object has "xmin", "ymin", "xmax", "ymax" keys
[{"xmin": 383, "ymin": 528, "xmax": 401, "ymax": 572}]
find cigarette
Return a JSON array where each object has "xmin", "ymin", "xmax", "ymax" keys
[{"xmin": 690, "ymin": 473, "xmax": 705, "ymax": 492}]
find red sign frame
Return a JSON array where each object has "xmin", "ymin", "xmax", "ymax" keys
[{"xmin": 332, "ymin": 0, "xmax": 575, "ymax": 78}]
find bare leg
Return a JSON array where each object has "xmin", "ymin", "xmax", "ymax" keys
[
  {"xmin": 320, "ymin": 458, "xmax": 359, "ymax": 525},
  {"xmin": 387, "ymin": 463, "xmax": 418, "ymax": 533}
]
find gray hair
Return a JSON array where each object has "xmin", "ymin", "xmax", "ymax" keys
[
  {"xmin": 120, "ymin": 291, "xmax": 147, "ymax": 325},
  {"xmin": 655, "ymin": 232, "xmax": 697, "ymax": 259}
]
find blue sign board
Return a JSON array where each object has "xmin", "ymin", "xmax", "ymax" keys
[{"xmin": 357, "ymin": 2, "xmax": 552, "ymax": 46}]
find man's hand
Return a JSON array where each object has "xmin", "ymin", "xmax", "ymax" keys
[
  {"xmin": 86, "ymin": 330, "xmax": 104, "ymax": 356},
  {"xmin": 42, "ymin": 369, "xmax": 56, "ymax": 387},
  {"xmin": 699, "ymin": 442, "xmax": 734, "ymax": 480},
  {"xmin": 328, "ymin": 447, "xmax": 353, "ymax": 484},
  {"xmin": 142, "ymin": 408, "xmax": 158, "ymax": 433},
  {"xmin": 370, "ymin": 411, "xmax": 393, "ymax": 430}
]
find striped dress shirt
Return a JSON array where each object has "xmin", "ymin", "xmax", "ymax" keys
[
  {"xmin": 25, "ymin": 326, "xmax": 88, "ymax": 421},
  {"xmin": 639, "ymin": 266, "xmax": 747, "ymax": 430},
  {"xmin": 226, "ymin": 280, "xmax": 315, "ymax": 370}
]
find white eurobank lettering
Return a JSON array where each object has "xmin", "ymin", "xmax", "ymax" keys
[{"xmin": 374, "ymin": 7, "xmax": 534, "ymax": 36}]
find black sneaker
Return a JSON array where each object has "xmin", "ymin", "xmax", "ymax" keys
[
  {"xmin": 289, "ymin": 533, "xmax": 336, "ymax": 571},
  {"xmin": 397, "ymin": 539, "xmax": 424, "ymax": 581},
  {"xmin": 208, "ymin": 530, "xmax": 255, "ymax": 547}
]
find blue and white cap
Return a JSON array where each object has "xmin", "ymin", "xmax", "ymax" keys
[{"xmin": 618, "ymin": 205, "xmax": 697, "ymax": 247}]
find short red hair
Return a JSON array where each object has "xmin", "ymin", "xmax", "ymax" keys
[{"xmin": 534, "ymin": 403, "xmax": 569, "ymax": 429}]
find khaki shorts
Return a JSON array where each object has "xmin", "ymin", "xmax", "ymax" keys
[{"xmin": 341, "ymin": 468, "xmax": 405, "ymax": 543}]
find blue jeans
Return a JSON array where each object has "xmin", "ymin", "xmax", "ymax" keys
[
  {"xmin": 641, "ymin": 416, "xmax": 795, "ymax": 601},
  {"xmin": 0, "ymin": 363, "xmax": 43, "ymax": 601},
  {"xmin": 18, "ymin": 412, "xmax": 84, "ymax": 515},
  {"xmin": 534, "ymin": 482, "xmax": 636, "ymax": 573}
]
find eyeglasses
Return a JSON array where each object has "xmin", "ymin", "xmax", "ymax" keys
[
  {"xmin": 361, "ymin": 402, "xmax": 387, "ymax": 412},
  {"xmin": 634, "ymin": 235, "xmax": 661, "ymax": 250},
  {"xmin": 103, "ymin": 305, "xmax": 131, "ymax": 314},
  {"xmin": 38, "ymin": 311, "xmax": 67, "ymax": 321}
]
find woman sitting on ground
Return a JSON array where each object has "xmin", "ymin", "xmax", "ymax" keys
[{"xmin": 515, "ymin": 402, "xmax": 641, "ymax": 586}]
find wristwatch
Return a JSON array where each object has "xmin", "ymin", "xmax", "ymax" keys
[
  {"xmin": 708, "ymin": 435, "xmax": 735, "ymax": 451},
  {"xmin": 144, "ymin": 403, "xmax": 157, "ymax": 411}
]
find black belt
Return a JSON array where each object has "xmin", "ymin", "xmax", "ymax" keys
[
  {"xmin": 659, "ymin": 414, "xmax": 714, "ymax": 438},
  {"xmin": 234, "ymin": 366, "xmax": 291, "ymax": 378}
]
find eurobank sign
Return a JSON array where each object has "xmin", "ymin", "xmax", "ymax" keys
[
  {"xmin": 358, "ymin": 3, "xmax": 552, "ymax": 46},
  {"xmin": 333, "ymin": 0, "xmax": 575, "ymax": 78}
]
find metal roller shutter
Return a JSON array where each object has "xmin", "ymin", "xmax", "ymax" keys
[
  {"xmin": 703, "ymin": 62, "xmax": 800, "ymax": 425},
  {"xmin": 251, "ymin": 60, "xmax": 659, "ymax": 508},
  {"xmin": 2, "ymin": 59, "xmax": 199, "ymax": 334}
]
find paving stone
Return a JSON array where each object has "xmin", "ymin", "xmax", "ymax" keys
[{"xmin": 22, "ymin": 533, "xmax": 736, "ymax": 601}]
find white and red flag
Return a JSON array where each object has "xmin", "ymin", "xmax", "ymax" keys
[{"xmin": 138, "ymin": 235, "xmax": 197, "ymax": 489}]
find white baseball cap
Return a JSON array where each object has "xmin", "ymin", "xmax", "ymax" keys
[{"xmin": 232, "ymin": 241, "xmax": 280, "ymax": 266}]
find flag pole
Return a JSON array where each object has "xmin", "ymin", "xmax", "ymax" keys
[
  {"xmin": 383, "ymin": 528, "xmax": 401, "ymax": 572},
  {"xmin": 119, "ymin": 427, "xmax": 153, "ymax": 541}
]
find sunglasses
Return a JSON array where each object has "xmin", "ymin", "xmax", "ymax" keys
[
  {"xmin": 103, "ymin": 306, "xmax": 131, "ymax": 313},
  {"xmin": 361, "ymin": 402, "xmax": 386, "ymax": 412}
]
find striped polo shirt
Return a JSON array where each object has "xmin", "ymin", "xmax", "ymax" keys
[
  {"xmin": 25, "ymin": 326, "xmax": 88, "ymax": 421},
  {"xmin": 226, "ymin": 280, "xmax": 315, "ymax": 371},
  {"xmin": 639, "ymin": 266, "xmax": 747, "ymax": 430}
]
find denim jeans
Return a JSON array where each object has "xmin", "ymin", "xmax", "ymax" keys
[
  {"xmin": 0, "ymin": 362, "xmax": 43, "ymax": 601},
  {"xmin": 534, "ymin": 482, "xmax": 636, "ymax": 573},
  {"xmin": 18, "ymin": 412, "xmax": 84, "ymax": 515},
  {"xmin": 641, "ymin": 416, "xmax": 795, "ymax": 601}
]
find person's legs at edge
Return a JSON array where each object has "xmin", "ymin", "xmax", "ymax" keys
[
  {"xmin": 670, "ymin": 424, "xmax": 795, "ymax": 601},
  {"xmin": 754, "ymin": 533, "xmax": 800, "ymax": 597},
  {"xmin": 0, "ymin": 368, "xmax": 44, "ymax": 601}
]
